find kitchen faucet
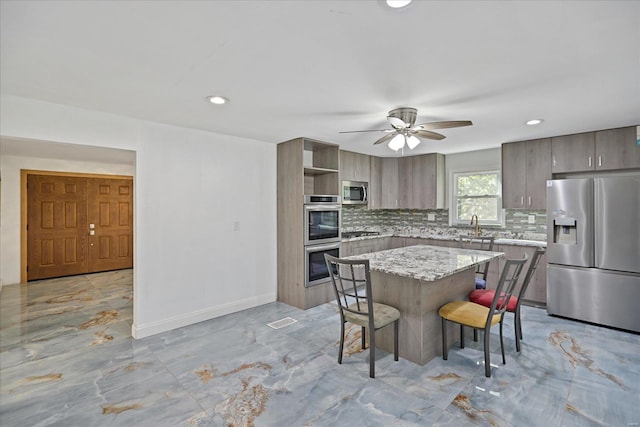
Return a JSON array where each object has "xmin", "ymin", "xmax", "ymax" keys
[{"xmin": 470, "ymin": 215, "xmax": 481, "ymax": 236}]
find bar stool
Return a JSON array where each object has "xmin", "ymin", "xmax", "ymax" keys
[
  {"xmin": 439, "ymin": 255, "xmax": 528, "ymax": 377},
  {"xmin": 469, "ymin": 247, "xmax": 545, "ymax": 352},
  {"xmin": 324, "ymin": 254, "xmax": 400, "ymax": 378}
]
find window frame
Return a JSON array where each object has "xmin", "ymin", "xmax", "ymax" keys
[{"xmin": 450, "ymin": 169, "xmax": 504, "ymax": 227}]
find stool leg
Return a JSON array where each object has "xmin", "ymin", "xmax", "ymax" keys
[
  {"xmin": 394, "ymin": 320, "xmax": 399, "ymax": 361},
  {"xmin": 484, "ymin": 327, "xmax": 491, "ymax": 377},
  {"xmin": 442, "ymin": 318, "xmax": 448, "ymax": 360},
  {"xmin": 500, "ymin": 317, "xmax": 506, "ymax": 364},
  {"xmin": 338, "ymin": 321, "xmax": 345, "ymax": 364},
  {"xmin": 369, "ymin": 327, "xmax": 375, "ymax": 378}
]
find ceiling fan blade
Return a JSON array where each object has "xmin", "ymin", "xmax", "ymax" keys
[
  {"xmin": 373, "ymin": 132, "xmax": 398, "ymax": 145},
  {"xmin": 411, "ymin": 120, "xmax": 473, "ymax": 131},
  {"xmin": 339, "ymin": 129, "xmax": 393, "ymax": 134},
  {"xmin": 387, "ymin": 116, "xmax": 407, "ymax": 129},
  {"xmin": 412, "ymin": 130, "xmax": 446, "ymax": 140}
]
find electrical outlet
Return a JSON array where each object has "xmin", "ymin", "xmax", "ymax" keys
[
  {"xmin": 233, "ymin": 221, "xmax": 240, "ymax": 231},
  {"xmin": 528, "ymin": 214, "xmax": 536, "ymax": 224},
  {"xmin": 427, "ymin": 213, "xmax": 435, "ymax": 221}
]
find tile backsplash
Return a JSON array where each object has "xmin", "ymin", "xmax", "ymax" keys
[{"xmin": 342, "ymin": 206, "xmax": 547, "ymax": 238}]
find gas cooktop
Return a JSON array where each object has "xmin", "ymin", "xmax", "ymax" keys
[{"xmin": 341, "ymin": 231, "xmax": 381, "ymax": 239}]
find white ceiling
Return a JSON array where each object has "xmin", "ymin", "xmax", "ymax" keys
[{"xmin": 1, "ymin": 1, "xmax": 639, "ymax": 157}]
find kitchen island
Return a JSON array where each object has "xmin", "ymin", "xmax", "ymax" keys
[{"xmin": 345, "ymin": 244, "xmax": 503, "ymax": 365}]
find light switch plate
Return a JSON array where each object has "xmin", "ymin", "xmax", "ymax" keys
[{"xmin": 528, "ymin": 214, "xmax": 536, "ymax": 224}]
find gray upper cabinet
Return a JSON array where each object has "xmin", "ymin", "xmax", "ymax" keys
[
  {"xmin": 398, "ymin": 157, "xmax": 413, "ymax": 208},
  {"xmin": 370, "ymin": 153, "xmax": 445, "ymax": 210},
  {"xmin": 369, "ymin": 156, "xmax": 398, "ymax": 209},
  {"xmin": 380, "ymin": 157, "xmax": 399, "ymax": 208},
  {"xmin": 408, "ymin": 153, "xmax": 445, "ymax": 209},
  {"xmin": 551, "ymin": 126, "xmax": 639, "ymax": 173},
  {"xmin": 368, "ymin": 156, "xmax": 382, "ymax": 209},
  {"xmin": 551, "ymin": 132, "xmax": 595, "ymax": 173},
  {"xmin": 594, "ymin": 126, "xmax": 640, "ymax": 171},
  {"xmin": 502, "ymin": 138, "xmax": 551, "ymax": 209},
  {"xmin": 339, "ymin": 150, "xmax": 370, "ymax": 182}
]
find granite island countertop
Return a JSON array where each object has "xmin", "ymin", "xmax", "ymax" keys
[{"xmin": 344, "ymin": 244, "xmax": 503, "ymax": 282}]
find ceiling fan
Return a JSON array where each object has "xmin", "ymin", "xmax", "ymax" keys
[{"xmin": 339, "ymin": 107, "xmax": 472, "ymax": 151}]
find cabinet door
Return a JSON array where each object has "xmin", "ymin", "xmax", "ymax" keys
[
  {"xmin": 551, "ymin": 132, "xmax": 595, "ymax": 173},
  {"xmin": 369, "ymin": 156, "xmax": 382, "ymax": 209},
  {"xmin": 524, "ymin": 251, "xmax": 546, "ymax": 304},
  {"xmin": 340, "ymin": 150, "xmax": 371, "ymax": 182},
  {"xmin": 398, "ymin": 157, "xmax": 413, "ymax": 208},
  {"xmin": 381, "ymin": 157, "xmax": 399, "ymax": 208},
  {"xmin": 502, "ymin": 141, "xmax": 527, "ymax": 208},
  {"xmin": 595, "ymin": 126, "xmax": 640, "ymax": 171},
  {"xmin": 355, "ymin": 152, "xmax": 370, "ymax": 182},
  {"xmin": 341, "ymin": 241, "xmax": 354, "ymax": 257},
  {"xmin": 525, "ymin": 138, "xmax": 551, "ymax": 209},
  {"xmin": 412, "ymin": 154, "xmax": 439, "ymax": 209},
  {"xmin": 340, "ymin": 150, "xmax": 357, "ymax": 182}
]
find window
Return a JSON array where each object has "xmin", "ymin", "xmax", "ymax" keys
[{"xmin": 452, "ymin": 170, "xmax": 503, "ymax": 226}]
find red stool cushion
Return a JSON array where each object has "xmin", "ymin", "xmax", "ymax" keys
[{"xmin": 469, "ymin": 289, "xmax": 518, "ymax": 312}]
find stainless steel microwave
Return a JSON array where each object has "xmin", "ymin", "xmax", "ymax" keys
[{"xmin": 342, "ymin": 180, "xmax": 368, "ymax": 205}]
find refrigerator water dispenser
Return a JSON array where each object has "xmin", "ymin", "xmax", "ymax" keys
[{"xmin": 553, "ymin": 218, "xmax": 577, "ymax": 245}]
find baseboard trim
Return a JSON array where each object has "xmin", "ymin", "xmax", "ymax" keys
[{"xmin": 131, "ymin": 292, "xmax": 276, "ymax": 339}]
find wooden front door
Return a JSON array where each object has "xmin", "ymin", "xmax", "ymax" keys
[
  {"xmin": 26, "ymin": 173, "xmax": 133, "ymax": 281},
  {"xmin": 87, "ymin": 178, "xmax": 133, "ymax": 273}
]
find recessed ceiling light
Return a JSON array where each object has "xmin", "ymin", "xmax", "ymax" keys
[
  {"xmin": 526, "ymin": 119, "xmax": 543, "ymax": 126},
  {"xmin": 386, "ymin": 0, "xmax": 412, "ymax": 9},
  {"xmin": 207, "ymin": 96, "xmax": 229, "ymax": 105}
]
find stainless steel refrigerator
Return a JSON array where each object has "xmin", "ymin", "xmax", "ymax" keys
[{"xmin": 546, "ymin": 176, "xmax": 640, "ymax": 332}]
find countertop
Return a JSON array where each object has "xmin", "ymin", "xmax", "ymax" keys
[
  {"xmin": 341, "ymin": 230, "xmax": 546, "ymax": 247},
  {"xmin": 344, "ymin": 245, "xmax": 503, "ymax": 282}
]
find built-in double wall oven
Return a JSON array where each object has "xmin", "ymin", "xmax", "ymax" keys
[{"xmin": 303, "ymin": 195, "xmax": 341, "ymax": 287}]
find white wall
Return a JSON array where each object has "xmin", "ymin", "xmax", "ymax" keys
[{"xmin": 0, "ymin": 95, "xmax": 277, "ymax": 338}]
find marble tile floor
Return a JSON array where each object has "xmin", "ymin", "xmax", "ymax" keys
[{"xmin": 1, "ymin": 269, "xmax": 639, "ymax": 426}]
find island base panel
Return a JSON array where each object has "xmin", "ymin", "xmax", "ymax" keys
[{"xmin": 371, "ymin": 268, "xmax": 476, "ymax": 365}]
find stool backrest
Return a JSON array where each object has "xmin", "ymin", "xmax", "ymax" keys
[
  {"xmin": 488, "ymin": 254, "xmax": 528, "ymax": 325},
  {"xmin": 325, "ymin": 254, "xmax": 374, "ymax": 326},
  {"xmin": 515, "ymin": 247, "xmax": 546, "ymax": 304},
  {"xmin": 459, "ymin": 235, "xmax": 495, "ymax": 280}
]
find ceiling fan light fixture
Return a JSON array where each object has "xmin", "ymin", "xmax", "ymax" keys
[
  {"xmin": 388, "ymin": 134, "xmax": 405, "ymax": 151},
  {"xmin": 386, "ymin": 0, "xmax": 412, "ymax": 8},
  {"xmin": 406, "ymin": 135, "xmax": 421, "ymax": 149},
  {"xmin": 207, "ymin": 95, "xmax": 229, "ymax": 105},
  {"xmin": 526, "ymin": 118, "xmax": 543, "ymax": 126}
]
